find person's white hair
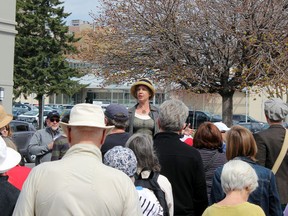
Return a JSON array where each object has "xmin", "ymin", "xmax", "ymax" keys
[{"xmin": 221, "ymin": 159, "xmax": 258, "ymax": 194}]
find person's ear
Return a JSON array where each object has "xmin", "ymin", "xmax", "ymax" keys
[
  {"xmin": 157, "ymin": 118, "xmax": 161, "ymax": 128},
  {"xmin": 100, "ymin": 129, "xmax": 107, "ymax": 145},
  {"xmin": 67, "ymin": 127, "xmax": 72, "ymax": 144}
]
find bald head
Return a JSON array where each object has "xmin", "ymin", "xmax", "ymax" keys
[{"xmin": 68, "ymin": 126, "xmax": 108, "ymax": 148}]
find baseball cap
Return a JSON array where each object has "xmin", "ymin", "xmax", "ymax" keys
[
  {"xmin": 47, "ymin": 111, "xmax": 60, "ymax": 119},
  {"xmin": 105, "ymin": 104, "xmax": 129, "ymax": 121}
]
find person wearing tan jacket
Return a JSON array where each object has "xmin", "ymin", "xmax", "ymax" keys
[{"xmin": 13, "ymin": 104, "xmax": 143, "ymax": 216}]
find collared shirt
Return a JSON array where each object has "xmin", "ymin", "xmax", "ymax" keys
[{"xmin": 13, "ymin": 144, "xmax": 143, "ymax": 216}]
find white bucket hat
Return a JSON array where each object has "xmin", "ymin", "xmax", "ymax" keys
[
  {"xmin": 0, "ymin": 136, "xmax": 21, "ymax": 173},
  {"xmin": 60, "ymin": 103, "xmax": 114, "ymax": 135}
]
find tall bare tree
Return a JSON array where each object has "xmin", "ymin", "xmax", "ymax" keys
[{"xmin": 81, "ymin": 0, "xmax": 288, "ymax": 126}]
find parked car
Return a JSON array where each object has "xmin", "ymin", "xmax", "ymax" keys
[
  {"xmin": 232, "ymin": 114, "xmax": 268, "ymax": 133},
  {"xmin": 45, "ymin": 104, "xmax": 64, "ymax": 114},
  {"xmin": 17, "ymin": 109, "xmax": 50, "ymax": 129},
  {"xmin": 10, "ymin": 120, "xmax": 36, "ymax": 163},
  {"xmin": 13, "ymin": 102, "xmax": 34, "ymax": 111},
  {"xmin": 62, "ymin": 104, "xmax": 74, "ymax": 110},
  {"xmin": 12, "ymin": 107, "xmax": 29, "ymax": 120},
  {"xmin": 12, "ymin": 103, "xmax": 38, "ymax": 120},
  {"xmin": 60, "ymin": 108, "xmax": 71, "ymax": 118},
  {"xmin": 186, "ymin": 110, "xmax": 222, "ymax": 129}
]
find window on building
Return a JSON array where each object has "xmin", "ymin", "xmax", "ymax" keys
[{"xmin": 155, "ymin": 93, "xmax": 165, "ymax": 105}]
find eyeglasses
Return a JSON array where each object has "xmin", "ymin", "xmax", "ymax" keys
[{"xmin": 50, "ymin": 118, "xmax": 60, "ymax": 123}]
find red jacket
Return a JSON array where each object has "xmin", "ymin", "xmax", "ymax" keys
[{"xmin": 6, "ymin": 165, "xmax": 31, "ymax": 190}]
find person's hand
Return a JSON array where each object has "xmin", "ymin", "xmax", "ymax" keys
[
  {"xmin": 47, "ymin": 142, "xmax": 54, "ymax": 150},
  {"xmin": 183, "ymin": 123, "xmax": 194, "ymax": 136}
]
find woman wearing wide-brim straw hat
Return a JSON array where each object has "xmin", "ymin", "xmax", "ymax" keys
[
  {"xmin": 128, "ymin": 78, "xmax": 159, "ymax": 136},
  {"xmin": 0, "ymin": 105, "xmax": 13, "ymax": 129}
]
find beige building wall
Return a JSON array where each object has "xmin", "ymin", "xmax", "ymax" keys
[
  {"xmin": 168, "ymin": 90, "xmax": 247, "ymax": 115},
  {"xmin": 0, "ymin": 0, "xmax": 17, "ymax": 113},
  {"xmin": 168, "ymin": 89, "xmax": 287, "ymax": 123},
  {"xmin": 248, "ymin": 90, "xmax": 287, "ymax": 122}
]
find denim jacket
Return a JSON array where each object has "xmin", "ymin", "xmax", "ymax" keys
[{"xmin": 210, "ymin": 157, "xmax": 282, "ymax": 216}]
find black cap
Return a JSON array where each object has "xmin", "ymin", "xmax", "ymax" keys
[{"xmin": 47, "ymin": 111, "xmax": 60, "ymax": 119}]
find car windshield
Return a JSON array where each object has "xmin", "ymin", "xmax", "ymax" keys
[
  {"xmin": 247, "ymin": 115, "xmax": 257, "ymax": 121},
  {"xmin": 23, "ymin": 110, "xmax": 38, "ymax": 116},
  {"xmin": 202, "ymin": 111, "xmax": 221, "ymax": 119},
  {"xmin": 234, "ymin": 114, "xmax": 256, "ymax": 122},
  {"xmin": 44, "ymin": 106, "xmax": 53, "ymax": 110}
]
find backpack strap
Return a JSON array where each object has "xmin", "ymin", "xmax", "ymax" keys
[
  {"xmin": 150, "ymin": 171, "xmax": 169, "ymax": 216},
  {"xmin": 135, "ymin": 170, "xmax": 169, "ymax": 216}
]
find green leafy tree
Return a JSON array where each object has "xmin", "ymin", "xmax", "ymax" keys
[
  {"xmin": 85, "ymin": 0, "xmax": 288, "ymax": 126},
  {"xmin": 14, "ymin": 0, "xmax": 84, "ymax": 128}
]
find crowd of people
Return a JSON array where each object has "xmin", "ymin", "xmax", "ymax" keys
[{"xmin": 0, "ymin": 78, "xmax": 288, "ymax": 216}]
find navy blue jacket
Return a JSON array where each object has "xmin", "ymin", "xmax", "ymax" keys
[{"xmin": 210, "ymin": 157, "xmax": 282, "ymax": 216}]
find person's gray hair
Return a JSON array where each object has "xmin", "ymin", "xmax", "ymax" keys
[
  {"xmin": 221, "ymin": 159, "xmax": 258, "ymax": 194},
  {"xmin": 158, "ymin": 99, "xmax": 189, "ymax": 132},
  {"xmin": 125, "ymin": 133, "xmax": 161, "ymax": 172}
]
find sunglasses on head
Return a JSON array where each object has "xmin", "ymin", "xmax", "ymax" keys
[{"xmin": 50, "ymin": 118, "xmax": 60, "ymax": 122}]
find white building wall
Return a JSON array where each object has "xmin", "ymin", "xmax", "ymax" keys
[{"xmin": 0, "ymin": 0, "xmax": 17, "ymax": 113}]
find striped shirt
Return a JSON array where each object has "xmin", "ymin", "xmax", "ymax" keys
[{"xmin": 136, "ymin": 186, "xmax": 163, "ymax": 216}]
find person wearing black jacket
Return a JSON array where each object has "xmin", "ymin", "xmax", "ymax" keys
[{"xmin": 154, "ymin": 99, "xmax": 208, "ymax": 216}]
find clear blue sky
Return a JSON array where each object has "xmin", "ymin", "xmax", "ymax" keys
[{"xmin": 62, "ymin": 0, "xmax": 102, "ymax": 24}]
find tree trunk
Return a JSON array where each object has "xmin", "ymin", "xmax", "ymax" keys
[
  {"xmin": 221, "ymin": 92, "xmax": 234, "ymax": 127},
  {"xmin": 37, "ymin": 94, "xmax": 44, "ymax": 129}
]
